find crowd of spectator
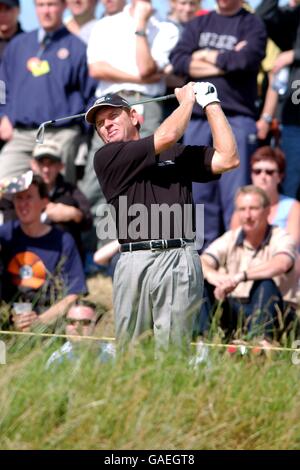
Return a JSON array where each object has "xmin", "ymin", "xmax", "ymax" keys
[{"xmin": 0, "ymin": 0, "xmax": 299, "ymax": 350}]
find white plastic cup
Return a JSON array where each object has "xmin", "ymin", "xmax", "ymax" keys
[{"xmin": 13, "ymin": 302, "xmax": 33, "ymax": 315}]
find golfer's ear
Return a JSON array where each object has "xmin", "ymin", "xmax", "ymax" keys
[{"xmin": 130, "ymin": 108, "xmax": 140, "ymax": 128}]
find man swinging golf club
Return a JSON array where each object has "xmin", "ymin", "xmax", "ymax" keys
[{"xmin": 85, "ymin": 81, "xmax": 240, "ymax": 350}]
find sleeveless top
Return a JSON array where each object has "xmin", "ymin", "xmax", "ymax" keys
[{"xmin": 272, "ymin": 194, "xmax": 295, "ymax": 229}]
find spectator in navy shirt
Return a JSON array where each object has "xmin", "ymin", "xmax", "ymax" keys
[
  {"xmin": 170, "ymin": 0, "xmax": 267, "ymax": 249},
  {"xmin": 0, "ymin": 0, "xmax": 96, "ymax": 185}
]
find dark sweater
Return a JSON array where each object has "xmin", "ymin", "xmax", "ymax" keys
[{"xmin": 170, "ymin": 8, "xmax": 267, "ymax": 118}]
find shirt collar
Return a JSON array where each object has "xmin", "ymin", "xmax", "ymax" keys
[{"xmin": 235, "ymin": 224, "xmax": 273, "ymax": 256}]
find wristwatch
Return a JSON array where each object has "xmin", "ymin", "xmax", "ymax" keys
[
  {"xmin": 135, "ymin": 30, "xmax": 147, "ymax": 37},
  {"xmin": 261, "ymin": 113, "xmax": 273, "ymax": 125}
]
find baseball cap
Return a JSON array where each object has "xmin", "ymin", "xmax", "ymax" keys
[
  {"xmin": 85, "ymin": 94, "xmax": 130, "ymax": 125},
  {"xmin": 33, "ymin": 141, "xmax": 62, "ymax": 162},
  {"xmin": 0, "ymin": 0, "xmax": 20, "ymax": 7},
  {"xmin": 0, "ymin": 170, "xmax": 33, "ymax": 196}
]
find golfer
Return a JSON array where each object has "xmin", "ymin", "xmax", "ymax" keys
[{"xmin": 85, "ymin": 82, "xmax": 239, "ymax": 349}]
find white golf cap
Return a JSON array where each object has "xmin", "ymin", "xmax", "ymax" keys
[{"xmin": 33, "ymin": 140, "xmax": 62, "ymax": 162}]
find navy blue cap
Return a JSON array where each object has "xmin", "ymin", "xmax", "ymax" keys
[{"xmin": 85, "ymin": 94, "xmax": 130, "ymax": 125}]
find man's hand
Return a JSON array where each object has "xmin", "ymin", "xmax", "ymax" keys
[
  {"xmin": 273, "ymin": 50, "xmax": 294, "ymax": 74},
  {"xmin": 46, "ymin": 202, "xmax": 83, "ymax": 223},
  {"xmin": 0, "ymin": 116, "xmax": 13, "ymax": 141},
  {"xmin": 133, "ymin": 0, "xmax": 153, "ymax": 28},
  {"xmin": 175, "ymin": 81, "xmax": 196, "ymax": 106},
  {"xmin": 13, "ymin": 311, "xmax": 39, "ymax": 331},
  {"xmin": 193, "ymin": 82, "xmax": 220, "ymax": 109}
]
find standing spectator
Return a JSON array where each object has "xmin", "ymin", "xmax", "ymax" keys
[
  {"xmin": 85, "ymin": 82, "xmax": 239, "ymax": 348},
  {"xmin": 0, "ymin": 0, "xmax": 22, "ymax": 151},
  {"xmin": 164, "ymin": 0, "xmax": 202, "ymax": 118},
  {"xmin": 170, "ymin": 0, "xmax": 267, "ymax": 249},
  {"xmin": 31, "ymin": 141, "xmax": 93, "ymax": 260},
  {"xmin": 168, "ymin": 0, "xmax": 201, "ymax": 35},
  {"xmin": 0, "ymin": 175, "xmax": 87, "ymax": 331},
  {"xmin": 0, "ymin": 0, "xmax": 96, "ymax": 184},
  {"xmin": 256, "ymin": 0, "xmax": 300, "ymax": 199},
  {"xmin": 0, "ymin": 0, "xmax": 22, "ymax": 63},
  {"xmin": 101, "ymin": 0, "xmax": 126, "ymax": 16},
  {"xmin": 65, "ymin": 0, "xmax": 98, "ymax": 44}
]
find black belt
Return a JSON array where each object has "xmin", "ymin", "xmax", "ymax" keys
[{"xmin": 120, "ymin": 238, "xmax": 194, "ymax": 253}]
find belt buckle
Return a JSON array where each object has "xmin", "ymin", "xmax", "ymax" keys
[
  {"xmin": 180, "ymin": 238, "xmax": 186, "ymax": 248},
  {"xmin": 149, "ymin": 240, "xmax": 156, "ymax": 251}
]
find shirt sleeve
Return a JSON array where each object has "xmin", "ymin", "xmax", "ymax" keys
[
  {"xmin": 150, "ymin": 20, "xmax": 180, "ymax": 70},
  {"xmin": 169, "ymin": 143, "xmax": 221, "ymax": 183},
  {"xmin": 203, "ymin": 230, "xmax": 234, "ymax": 268},
  {"xmin": 270, "ymin": 229, "xmax": 297, "ymax": 261}
]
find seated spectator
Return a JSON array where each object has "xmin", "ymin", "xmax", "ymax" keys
[
  {"xmin": 0, "ymin": 142, "xmax": 93, "ymax": 259},
  {"xmin": 196, "ymin": 185, "xmax": 298, "ymax": 344},
  {"xmin": 46, "ymin": 298, "xmax": 115, "ymax": 367},
  {"xmin": 31, "ymin": 141, "xmax": 93, "ymax": 260},
  {"xmin": 0, "ymin": 175, "xmax": 87, "ymax": 331},
  {"xmin": 231, "ymin": 146, "xmax": 300, "ymax": 248}
]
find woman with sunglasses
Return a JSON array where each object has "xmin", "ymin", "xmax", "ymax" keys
[{"xmin": 231, "ymin": 146, "xmax": 300, "ymax": 248}]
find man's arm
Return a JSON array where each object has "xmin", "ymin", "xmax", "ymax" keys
[
  {"xmin": 205, "ymin": 103, "xmax": 240, "ymax": 174},
  {"xmin": 38, "ymin": 294, "xmax": 78, "ymax": 324},
  {"xmin": 234, "ymin": 253, "xmax": 294, "ymax": 284},
  {"xmin": 89, "ymin": 61, "xmax": 160, "ymax": 83},
  {"xmin": 133, "ymin": 0, "xmax": 157, "ymax": 77},
  {"xmin": 153, "ymin": 82, "xmax": 196, "ymax": 154},
  {"xmin": 12, "ymin": 294, "xmax": 78, "ymax": 331}
]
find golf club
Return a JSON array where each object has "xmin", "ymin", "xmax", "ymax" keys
[{"xmin": 35, "ymin": 93, "xmax": 176, "ymax": 144}]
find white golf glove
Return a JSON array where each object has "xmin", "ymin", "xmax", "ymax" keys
[{"xmin": 193, "ymin": 82, "xmax": 220, "ymax": 109}]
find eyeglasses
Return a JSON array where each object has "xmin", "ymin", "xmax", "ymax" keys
[
  {"xmin": 66, "ymin": 318, "xmax": 94, "ymax": 326},
  {"xmin": 251, "ymin": 168, "xmax": 278, "ymax": 176}
]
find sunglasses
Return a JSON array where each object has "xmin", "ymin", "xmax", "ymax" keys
[
  {"xmin": 251, "ymin": 168, "xmax": 278, "ymax": 176},
  {"xmin": 66, "ymin": 318, "xmax": 94, "ymax": 326}
]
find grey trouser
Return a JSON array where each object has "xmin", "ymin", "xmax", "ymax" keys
[
  {"xmin": 0, "ymin": 126, "xmax": 82, "ymax": 184},
  {"xmin": 113, "ymin": 244, "xmax": 203, "ymax": 350}
]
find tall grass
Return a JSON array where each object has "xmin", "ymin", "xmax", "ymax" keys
[{"xmin": 1, "ymin": 337, "xmax": 300, "ymax": 450}]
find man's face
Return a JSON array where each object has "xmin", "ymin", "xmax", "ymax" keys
[
  {"xmin": 66, "ymin": 0, "xmax": 97, "ymax": 16},
  {"xmin": 35, "ymin": 0, "xmax": 65, "ymax": 31},
  {"xmin": 102, "ymin": 0, "xmax": 125, "ymax": 15},
  {"xmin": 95, "ymin": 106, "xmax": 139, "ymax": 144},
  {"xmin": 13, "ymin": 184, "xmax": 48, "ymax": 226},
  {"xmin": 66, "ymin": 305, "xmax": 96, "ymax": 338},
  {"xmin": 32, "ymin": 157, "xmax": 63, "ymax": 188},
  {"xmin": 235, "ymin": 192, "xmax": 269, "ymax": 235},
  {"xmin": 171, "ymin": 0, "xmax": 199, "ymax": 23},
  {"xmin": 217, "ymin": 0, "xmax": 242, "ymax": 15},
  {"xmin": 0, "ymin": 3, "xmax": 19, "ymax": 35}
]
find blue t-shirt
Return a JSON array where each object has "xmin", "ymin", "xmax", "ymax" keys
[{"xmin": 0, "ymin": 221, "xmax": 87, "ymax": 309}]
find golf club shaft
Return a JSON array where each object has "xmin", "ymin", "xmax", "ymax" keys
[{"xmin": 36, "ymin": 93, "xmax": 177, "ymax": 144}]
